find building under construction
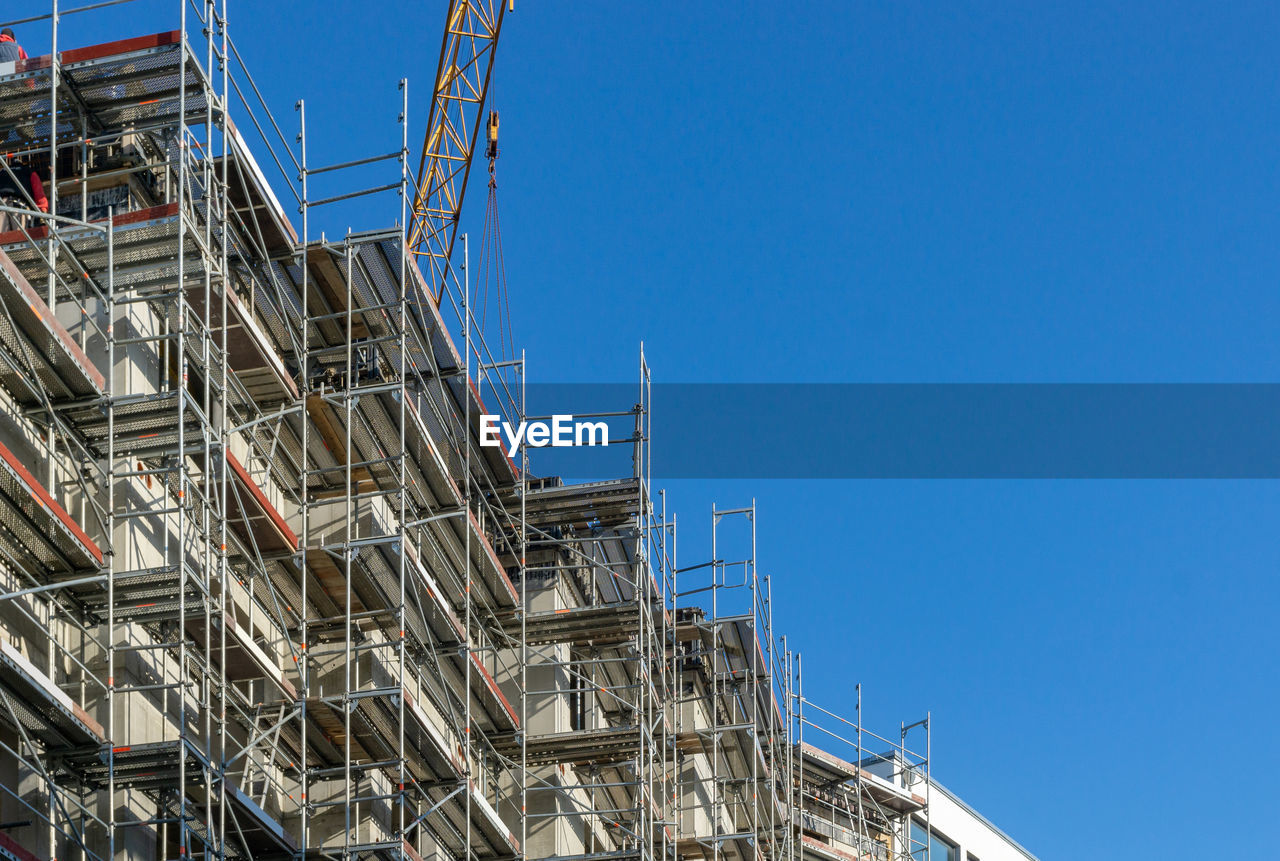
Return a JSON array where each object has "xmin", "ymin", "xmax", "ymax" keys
[{"xmin": 0, "ymin": 3, "xmax": 934, "ymax": 860}]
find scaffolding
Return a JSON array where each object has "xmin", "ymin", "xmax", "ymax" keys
[
  {"xmin": 784, "ymin": 681, "xmax": 930, "ymax": 861},
  {"xmin": 0, "ymin": 5, "xmax": 931, "ymax": 861}
]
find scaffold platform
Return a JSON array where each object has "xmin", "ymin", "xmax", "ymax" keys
[
  {"xmin": 0, "ymin": 637, "xmax": 104, "ymax": 749},
  {"xmin": 0, "ymin": 435, "xmax": 101, "ymax": 576},
  {"xmin": 0, "ymin": 248, "xmax": 104, "ymax": 405}
]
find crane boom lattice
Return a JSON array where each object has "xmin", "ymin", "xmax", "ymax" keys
[{"xmin": 410, "ymin": 0, "xmax": 507, "ymax": 305}]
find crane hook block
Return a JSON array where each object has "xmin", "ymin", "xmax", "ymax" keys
[{"xmin": 486, "ymin": 110, "xmax": 500, "ymax": 160}]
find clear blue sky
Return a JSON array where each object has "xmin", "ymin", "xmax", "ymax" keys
[{"xmin": 32, "ymin": 2, "xmax": 1280, "ymax": 858}]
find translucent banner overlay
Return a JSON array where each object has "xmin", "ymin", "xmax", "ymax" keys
[{"xmin": 516, "ymin": 383, "xmax": 1280, "ymax": 479}]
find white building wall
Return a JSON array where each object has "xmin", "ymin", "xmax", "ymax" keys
[
  {"xmin": 862, "ymin": 756, "xmax": 1037, "ymax": 861},
  {"xmin": 915, "ymin": 780, "xmax": 1037, "ymax": 861}
]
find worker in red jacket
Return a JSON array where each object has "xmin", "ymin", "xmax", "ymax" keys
[
  {"xmin": 0, "ymin": 156, "xmax": 48, "ymax": 233},
  {"xmin": 0, "ymin": 28, "xmax": 27, "ymax": 63}
]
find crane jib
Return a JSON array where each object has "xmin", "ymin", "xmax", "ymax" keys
[{"xmin": 409, "ymin": 0, "xmax": 508, "ymax": 307}]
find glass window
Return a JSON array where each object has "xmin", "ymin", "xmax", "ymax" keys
[
  {"xmin": 912, "ymin": 821, "xmax": 927, "ymax": 861},
  {"xmin": 911, "ymin": 821, "xmax": 957, "ymax": 861}
]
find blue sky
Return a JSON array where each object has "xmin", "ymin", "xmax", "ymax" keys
[{"xmin": 27, "ymin": 1, "xmax": 1280, "ymax": 857}]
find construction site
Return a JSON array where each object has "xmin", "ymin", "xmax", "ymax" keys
[{"xmin": 0, "ymin": 3, "xmax": 936, "ymax": 860}]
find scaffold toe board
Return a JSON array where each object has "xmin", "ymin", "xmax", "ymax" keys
[
  {"xmin": 222, "ymin": 776, "xmax": 300, "ymax": 857},
  {"xmin": 0, "ymin": 436, "xmax": 102, "ymax": 574},
  {"xmin": 467, "ymin": 650, "xmax": 520, "ymax": 732},
  {"xmin": 796, "ymin": 743, "xmax": 926, "ymax": 814},
  {"xmin": 224, "ymin": 449, "xmax": 299, "ymax": 555},
  {"xmin": 0, "ymin": 832, "xmax": 40, "ymax": 861},
  {"xmin": 71, "ymin": 737, "xmax": 296, "ymax": 856},
  {"xmin": 403, "ymin": 250, "xmax": 518, "ymax": 487},
  {"xmin": 298, "ymin": 235, "xmax": 518, "ymax": 487},
  {"xmin": 298, "ymin": 533, "xmax": 465, "ymax": 650},
  {"xmin": 460, "ymin": 507, "xmax": 521, "ymax": 612},
  {"xmin": 0, "ymin": 249, "xmax": 105, "ymax": 405},
  {"xmin": 420, "ymin": 776, "xmax": 521, "ymax": 860},
  {"xmin": 79, "ymin": 564, "xmax": 188, "ymax": 623},
  {"xmin": 0, "ymin": 637, "xmax": 105, "ymax": 748},
  {"xmin": 304, "ymin": 387, "xmax": 460, "ymax": 517}
]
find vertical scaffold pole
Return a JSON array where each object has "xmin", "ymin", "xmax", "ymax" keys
[
  {"xmin": 105, "ymin": 210, "xmax": 116, "ymax": 861},
  {"xmin": 750, "ymin": 500, "xmax": 758, "ymax": 861},
  {"xmin": 781, "ymin": 638, "xmax": 792, "ymax": 861},
  {"xmin": 46, "ymin": 0, "xmax": 58, "ymax": 312},
  {"xmin": 296, "ymin": 94, "xmax": 310, "ymax": 856},
  {"xmin": 44, "ymin": 0, "xmax": 60, "ymax": 500},
  {"xmin": 343, "ymin": 236, "xmax": 354, "ymax": 856},
  {"xmin": 196, "ymin": 3, "xmax": 217, "ymax": 854},
  {"xmin": 796, "ymin": 650, "xmax": 804, "ymax": 861},
  {"xmin": 398, "ymin": 74, "xmax": 410, "ymax": 857},
  {"xmin": 711, "ymin": 507, "xmax": 720, "ymax": 861},
  {"xmin": 464, "ymin": 232, "xmax": 473, "ymax": 861},
  {"xmin": 176, "ymin": 3, "xmax": 190, "ymax": 855},
  {"xmin": 215, "ymin": 3, "xmax": 231, "ymax": 855},
  {"xmin": 520, "ymin": 345, "xmax": 528, "ymax": 861}
]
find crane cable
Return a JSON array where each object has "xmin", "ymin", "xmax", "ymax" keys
[{"xmin": 476, "ymin": 109, "xmax": 515, "ymax": 381}]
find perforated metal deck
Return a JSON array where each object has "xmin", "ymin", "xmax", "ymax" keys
[
  {"xmin": 0, "ymin": 203, "xmax": 182, "ymax": 301},
  {"xmin": 305, "ymin": 683, "xmax": 464, "ymax": 785},
  {"xmin": 505, "ymin": 600, "xmax": 646, "ymax": 646},
  {"xmin": 0, "ymin": 32, "xmax": 208, "ymax": 152},
  {"xmin": 0, "ymin": 435, "xmax": 101, "ymax": 576},
  {"xmin": 0, "ymin": 248, "xmax": 104, "ymax": 405},
  {"xmin": 0, "ymin": 638, "xmax": 105, "ymax": 749},
  {"xmin": 524, "ymin": 477, "xmax": 642, "ymax": 530},
  {"xmin": 59, "ymin": 388, "xmax": 203, "ymax": 458},
  {"xmin": 302, "ymin": 535, "xmax": 465, "ymax": 652},
  {"xmin": 68, "ymin": 737, "xmax": 297, "ymax": 860}
]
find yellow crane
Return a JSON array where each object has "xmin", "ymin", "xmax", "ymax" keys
[{"xmin": 410, "ymin": 0, "xmax": 510, "ymax": 305}]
